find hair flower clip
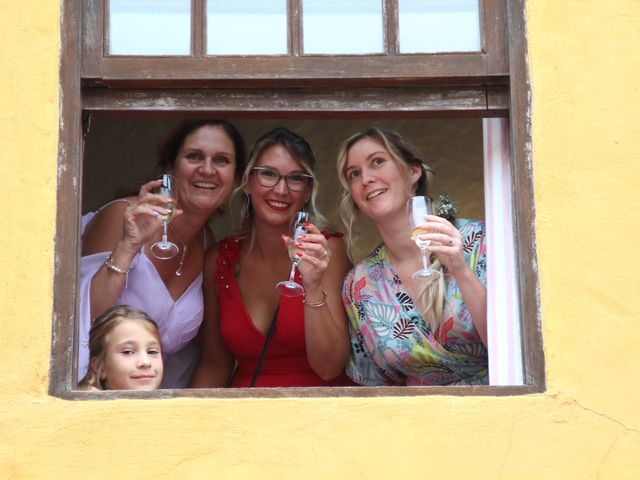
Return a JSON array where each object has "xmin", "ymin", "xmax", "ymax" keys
[{"xmin": 435, "ymin": 190, "xmax": 458, "ymax": 221}]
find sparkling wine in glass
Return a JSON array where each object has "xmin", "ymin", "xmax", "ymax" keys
[
  {"xmin": 150, "ymin": 174, "xmax": 179, "ymax": 260},
  {"xmin": 408, "ymin": 196, "xmax": 441, "ymax": 282},
  {"xmin": 276, "ymin": 211, "xmax": 309, "ymax": 297}
]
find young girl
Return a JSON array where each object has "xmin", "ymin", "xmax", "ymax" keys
[{"xmin": 78, "ymin": 305, "xmax": 164, "ymax": 391}]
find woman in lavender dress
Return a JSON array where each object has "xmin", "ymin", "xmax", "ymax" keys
[{"xmin": 79, "ymin": 120, "xmax": 245, "ymax": 388}]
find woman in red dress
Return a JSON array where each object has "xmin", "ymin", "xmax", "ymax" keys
[{"xmin": 191, "ymin": 127, "xmax": 352, "ymax": 387}]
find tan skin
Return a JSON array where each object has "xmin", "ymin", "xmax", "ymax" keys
[
  {"xmin": 82, "ymin": 125, "xmax": 237, "ymax": 320},
  {"xmin": 190, "ymin": 145, "xmax": 352, "ymax": 387},
  {"xmin": 344, "ymin": 137, "xmax": 487, "ymax": 346}
]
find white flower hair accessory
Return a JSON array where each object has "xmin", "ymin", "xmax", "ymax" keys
[{"xmin": 435, "ymin": 190, "xmax": 458, "ymax": 221}]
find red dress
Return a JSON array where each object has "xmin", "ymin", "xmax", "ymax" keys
[{"xmin": 215, "ymin": 236, "xmax": 351, "ymax": 387}]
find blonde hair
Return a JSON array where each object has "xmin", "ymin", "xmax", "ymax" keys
[
  {"xmin": 336, "ymin": 126, "xmax": 445, "ymax": 330},
  {"xmin": 231, "ymin": 127, "xmax": 328, "ymax": 250},
  {"xmin": 78, "ymin": 305, "xmax": 161, "ymax": 391}
]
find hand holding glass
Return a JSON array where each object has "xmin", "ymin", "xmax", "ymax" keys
[
  {"xmin": 150, "ymin": 174, "xmax": 179, "ymax": 260},
  {"xmin": 276, "ymin": 211, "xmax": 309, "ymax": 297},
  {"xmin": 408, "ymin": 196, "xmax": 441, "ymax": 282}
]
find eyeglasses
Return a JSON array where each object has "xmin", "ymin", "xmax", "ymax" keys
[{"xmin": 251, "ymin": 166, "xmax": 313, "ymax": 192}]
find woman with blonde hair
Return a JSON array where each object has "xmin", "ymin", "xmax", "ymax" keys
[
  {"xmin": 191, "ymin": 127, "xmax": 352, "ymax": 387},
  {"xmin": 337, "ymin": 127, "xmax": 488, "ymax": 386}
]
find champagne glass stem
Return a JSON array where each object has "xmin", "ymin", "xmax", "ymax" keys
[
  {"xmin": 161, "ymin": 223, "xmax": 169, "ymax": 243},
  {"xmin": 287, "ymin": 261, "xmax": 297, "ymax": 283},
  {"xmin": 422, "ymin": 249, "xmax": 429, "ymax": 271}
]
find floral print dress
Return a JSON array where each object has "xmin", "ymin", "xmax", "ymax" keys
[{"xmin": 343, "ymin": 219, "xmax": 488, "ymax": 386}]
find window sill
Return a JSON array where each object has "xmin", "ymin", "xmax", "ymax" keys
[{"xmin": 57, "ymin": 384, "xmax": 544, "ymax": 401}]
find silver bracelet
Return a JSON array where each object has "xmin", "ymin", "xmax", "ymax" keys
[
  {"xmin": 303, "ymin": 290, "xmax": 327, "ymax": 308},
  {"xmin": 104, "ymin": 255, "xmax": 130, "ymax": 288}
]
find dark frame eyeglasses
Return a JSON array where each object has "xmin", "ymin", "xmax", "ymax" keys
[{"xmin": 251, "ymin": 166, "xmax": 314, "ymax": 192}]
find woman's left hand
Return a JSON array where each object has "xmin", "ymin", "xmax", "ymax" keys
[
  {"xmin": 418, "ymin": 214, "xmax": 468, "ymax": 278},
  {"xmin": 282, "ymin": 222, "xmax": 330, "ymax": 289}
]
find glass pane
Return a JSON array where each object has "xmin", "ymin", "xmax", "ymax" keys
[
  {"xmin": 109, "ymin": 0, "xmax": 191, "ymax": 55},
  {"xmin": 303, "ymin": 0, "xmax": 383, "ymax": 55},
  {"xmin": 399, "ymin": 0, "xmax": 481, "ymax": 53},
  {"xmin": 207, "ymin": 0, "xmax": 287, "ymax": 55}
]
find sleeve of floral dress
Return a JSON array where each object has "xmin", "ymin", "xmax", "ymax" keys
[
  {"xmin": 342, "ymin": 268, "xmax": 394, "ymax": 386},
  {"xmin": 460, "ymin": 219, "xmax": 488, "ymax": 287},
  {"xmin": 471, "ymin": 221, "xmax": 487, "ymax": 287}
]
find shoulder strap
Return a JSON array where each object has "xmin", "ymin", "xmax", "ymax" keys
[{"xmin": 249, "ymin": 304, "xmax": 279, "ymax": 387}]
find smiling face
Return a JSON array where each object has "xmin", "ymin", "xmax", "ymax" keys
[
  {"xmin": 170, "ymin": 125, "xmax": 237, "ymax": 216},
  {"xmin": 343, "ymin": 137, "xmax": 422, "ymax": 224},
  {"xmin": 245, "ymin": 144, "xmax": 312, "ymax": 229},
  {"xmin": 96, "ymin": 319, "xmax": 163, "ymax": 391}
]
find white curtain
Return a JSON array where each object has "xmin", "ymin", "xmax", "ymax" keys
[{"xmin": 483, "ymin": 118, "xmax": 524, "ymax": 385}]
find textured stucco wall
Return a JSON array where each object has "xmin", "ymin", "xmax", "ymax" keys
[{"xmin": 1, "ymin": 1, "xmax": 639, "ymax": 478}]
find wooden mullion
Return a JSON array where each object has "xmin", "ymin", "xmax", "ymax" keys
[
  {"xmin": 483, "ymin": 0, "xmax": 509, "ymax": 75},
  {"xmin": 193, "ymin": 0, "xmax": 205, "ymax": 57},
  {"xmin": 290, "ymin": 0, "xmax": 303, "ymax": 56},
  {"xmin": 102, "ymin": 0, "xmax": 109, "ymax": 57},
  {"xmin": 384, "ymin": 0, "xmax": 399, "ymax": 55},
  {"xmin": 81, "ymin": 0, "xmax": 102, "ymax": 76}
]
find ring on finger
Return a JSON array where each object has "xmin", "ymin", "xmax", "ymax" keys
[{"xmin": 321, "ymin": 248, "xmax": 328, "ymax": 258}]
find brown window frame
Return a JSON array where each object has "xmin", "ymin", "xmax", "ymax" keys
[
  {"xmin": 82, "ymin": 0, "xmax": 508, "ymax": 86},
  {"xmin": 51, "ymin": 0, "xmax": 544, "ymax": 399}
]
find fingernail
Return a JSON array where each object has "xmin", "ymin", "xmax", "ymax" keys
[
  {"xmin": 303, "ymin": 222, "xmax": 310, "ymax": 227},
  {"xmin": 299, "ymin": 235, "xmax": 306, "ymax": 240},
  {"xmin": 296, "ymin": 242, "xmax": 303, "ymax": 247},
  {"xmin": 296, "ymin": 251, "xmax": 303, "ymax": 257}
]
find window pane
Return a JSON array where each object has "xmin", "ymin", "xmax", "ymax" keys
[
  {"xmin": 303, "ymin": 0, "xmax": 383, "ymax": 54},
  {"xmin": 109, "ymin": 0, "xmax": 191, "ymax": 55},
  {"xmin": 207, "ymin": 0, "xmax": 287, "ymax": 55},
  {"xmin": 399, "ymin": 0, "xmax": 481, "ymax": 53}
]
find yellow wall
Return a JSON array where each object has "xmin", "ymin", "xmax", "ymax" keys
[{"xmin": 1, "ymin": 1, "xmax": 639, "ymax": 478}]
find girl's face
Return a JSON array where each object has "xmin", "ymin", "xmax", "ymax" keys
[
  {"xmin": 245, "ymin": 144, "xmax": 312, "ymax": 229},
  {"xmin": 97, "ymin": 319, "xmax": 163, "ymax": 390},
  {"xmin": 171, "ymin": 125, "xmax": 237, "ymax": 217},
  {"xmin": 343, "ymin": 137, "xmax": 421, "ymax": 224}
]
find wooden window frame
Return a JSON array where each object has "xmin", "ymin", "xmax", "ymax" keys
[
  {"xmin": 82, "ymin": 0, "xmax": 507, "ymax": 86},
  {"xmin": 51, "ymin": 0, "xmax": 544, "ymax": 398}
]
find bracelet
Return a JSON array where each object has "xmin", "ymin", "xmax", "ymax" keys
[
  {"xmin": 104, "ymin": 255, "xmax": 130, "ymax": 288},
  {"xmin": 303, "ymin": 290, "xmax": 327, "ymax": 308}
]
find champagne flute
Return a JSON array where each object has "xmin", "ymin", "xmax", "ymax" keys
[
  {"xmin": 276, "ymin": 211, "xmax": 309, "ymax": 297},
  {"xmin": 408, "ymin": 196, "xmax": 441, "ymax": 282},
  {"xmin": 150, "ymin": 174, "xmax": 179, "ymax": 260}
]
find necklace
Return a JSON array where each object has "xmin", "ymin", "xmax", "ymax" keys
[{"xmin": 168, "ymin": 224, "xmax": 189, "ymax": 276}]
